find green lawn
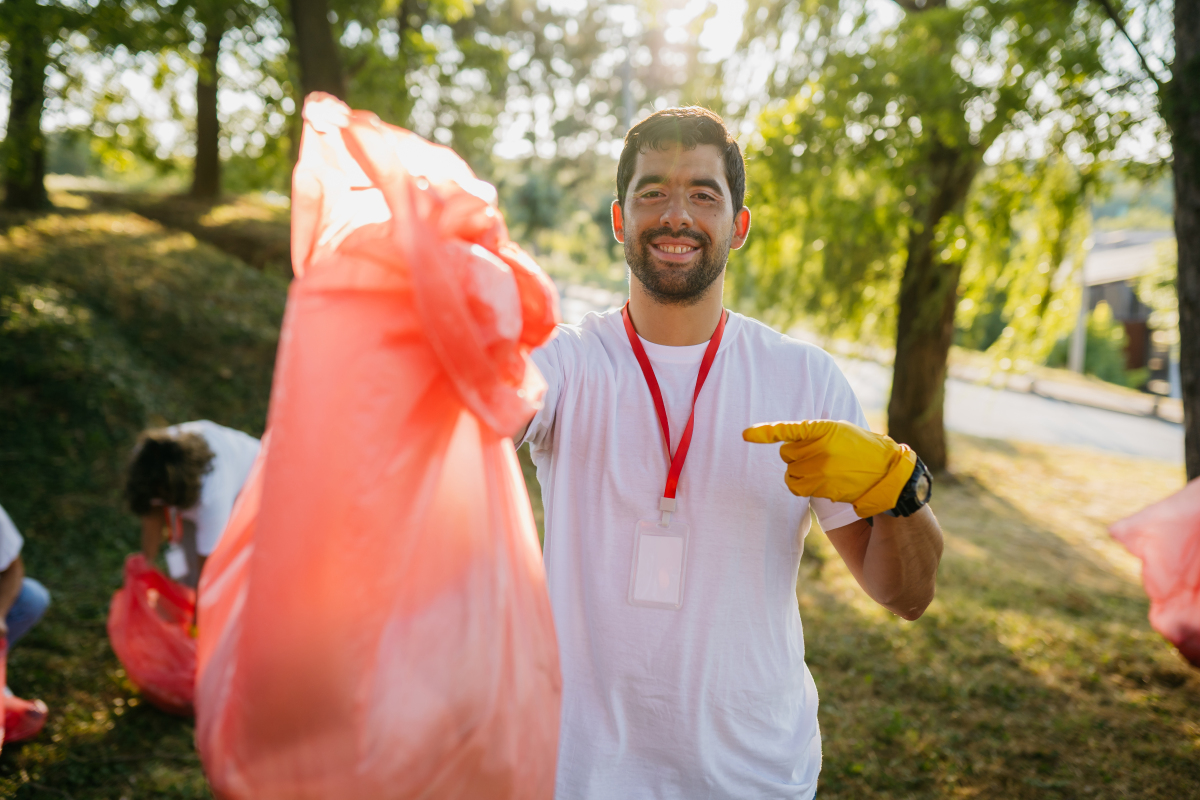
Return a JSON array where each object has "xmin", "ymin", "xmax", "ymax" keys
[
  {"xmin": 0, "ymin": 196, "xmax": 286, "ymax": 798},
  {"xmin": 800, "ymin": 434, "xmax": 1196, "ymax": 799},
  {"xmin": 0, "ymin": 191, "xmax": 1195, "ymax": 798}
]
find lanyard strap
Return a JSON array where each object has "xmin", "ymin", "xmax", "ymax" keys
[{"xmin": 621, "ymin": 302, "xmax": 727, "ymax": 523}]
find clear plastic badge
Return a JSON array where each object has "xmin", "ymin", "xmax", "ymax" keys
[
  {"xmin": 164, "ymin": 543, "xmax": 189, "ymax": 581},
  {"xmin": 628, "ymin": 518, "xmax": 690, "ymax": 610}
]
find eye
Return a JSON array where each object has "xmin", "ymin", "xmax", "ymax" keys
[{"xmin": 640, "ymin": 190, "xmax": 664, "ymax": 198}]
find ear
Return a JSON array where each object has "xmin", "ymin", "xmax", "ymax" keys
[
  {"xmin": 731, "ymin": 206, "xmax": 752, "ymax": 250},
  {"xmin": 611, "ymin": 199, "xmax": 625, "ymax": 244}
]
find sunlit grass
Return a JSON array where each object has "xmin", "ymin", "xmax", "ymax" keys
[
  {"xmin": 86, "ymin": 192, "xmax": 293, "ymax": 278},
  {"xmin": 799, "ymin": 434, "xmax": 1195, "ymax": 799}
]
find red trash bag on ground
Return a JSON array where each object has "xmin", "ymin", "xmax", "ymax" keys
[
  {"xmin": 1111, "ymin": 477, "xmax": 1200, "ymax": 667},
  {"xmin": 195, "ymin": 93, "xmax": 562, "ymax": 800},
  {"xmin": 107, "ymin": 554, "xmax": 197, "ymax": 715},
  {"xmin": 0, "ymin": 637, "xmax": 8, "ymax": 749}
]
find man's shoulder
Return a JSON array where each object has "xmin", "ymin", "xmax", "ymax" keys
[
  {"xmin": 537, "ymin": 309, "xmax": 622, "ymax": 359},
  {"xmin": 732, "ymin": 314, "xmax": 841, "ymax": 373}
]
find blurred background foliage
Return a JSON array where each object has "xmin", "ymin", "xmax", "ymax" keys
[
  {"xmin": 10, "ymin": 0, "xmax": 1176, "ymax": 368},
  {"xmin": 0, "ymin": 0, "xmax": 1181, "ymax": 465}
]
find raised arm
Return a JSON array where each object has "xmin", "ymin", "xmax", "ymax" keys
[
  {"xmin": 0, "ymin": 555, "xmax": 26, "ymax": 639},
  {"xmin": 824, "ymin": 509, "xmax": 942, "ymax": 620},
  {"xmin": 744, "ymin": 420, "xmax": 943, "ymax": 619}
]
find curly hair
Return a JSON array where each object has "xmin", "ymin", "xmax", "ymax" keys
[{"xmin": 124, "ymin": 429, "xmax": 215, "ymax": 515}]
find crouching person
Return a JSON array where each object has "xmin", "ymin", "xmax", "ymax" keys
[
  {"xmin": 125, "ymin": 421, "xmax": 260, "ymax": 589},
  {"xmin": 0, "ymin": 503, "xmax": 50, "ymax": 743}
]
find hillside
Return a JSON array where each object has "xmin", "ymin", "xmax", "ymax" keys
[{"xmin": 0, "ymin": 191, "xmax": 286, "ymax": 797}]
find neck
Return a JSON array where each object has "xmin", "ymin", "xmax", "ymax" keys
[{"xmin": 626, "ymin": 272, "xmax": 726, "ymax": 346}]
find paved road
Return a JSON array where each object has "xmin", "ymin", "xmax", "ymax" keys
[
  {"xmin": 557, "ymin": 287, "xmax": 1185, "ymax": 463},
  {"xmin": 836, "ymin": 358, "xmax": 1185, "ymax": 463}
]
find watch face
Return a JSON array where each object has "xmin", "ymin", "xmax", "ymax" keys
[{"xmin": 915, "ymin": 472, "xmax": 931, "ymax": 504}]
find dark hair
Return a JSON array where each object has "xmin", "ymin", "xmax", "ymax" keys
[
  {"xmin": 616, "ymin": 107, "xmax": 746, "ymax": 214},
  {"xmin": 124, "ymin": 429, "xmax": 215, "ymax": 515}
]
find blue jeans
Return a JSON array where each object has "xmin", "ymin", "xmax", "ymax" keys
[{"xmin": 6, "ymin": 578, "xmax": 50, "ymax": 647}]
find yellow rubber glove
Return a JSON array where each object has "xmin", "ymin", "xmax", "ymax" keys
[{"xmin": 742, "ymin": 420, "xmax": 918, "ymax": 518}]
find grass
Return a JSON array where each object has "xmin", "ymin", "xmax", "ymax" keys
[
  {"xmin": 0, "ymin": 191, "xmax": 286, "ymax": 798},
  {"xmin": 0, "ymin": 188, "xmax": 1196, "ymax": 798},
  {"xmin": 83, "ymin": 188, "xmax": 293, "ymax": 279},
  {"xmin": 799, "ymin": 434, "xmax": 1195, "ymax": 799}
]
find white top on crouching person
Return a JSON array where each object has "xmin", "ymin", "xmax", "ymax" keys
[
  {"xmin": 126, "ymin": 420, "xmax": 260, "ymax": 588},
  {"xmin": 165, "ymin": 421, "xmax": 260, "ymax": 557}
]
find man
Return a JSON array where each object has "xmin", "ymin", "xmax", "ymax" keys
[
  {"xmin": 516, "ymin": 107, "xmax": 944, "ymax": 798},
  {"xmin": 125, "ymin": 421, "xmax": 260, "ymax": 589},
  {"xmin": 0, "ymin": 503, "xmax": 51, "ymax": 743}
]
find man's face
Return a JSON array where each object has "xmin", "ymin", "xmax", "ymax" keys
[{"xmin": 612, "ymin": 143, "xmax": 750, "ymax": 306}]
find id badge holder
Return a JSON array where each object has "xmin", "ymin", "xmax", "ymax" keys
[{"xmin": 628, "ymin": 498, "xmax": 689, "ymax": 610}]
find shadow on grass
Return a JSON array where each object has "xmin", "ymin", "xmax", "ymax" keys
[
  {"xmin": 803, "ymin": 437, "xmax": 1199, "ymax": 799},
  {"xmin": 0, "ymin": 205, "xmax": 94, "ymax": 239},
  {"xmin": 8, "ymin": 707, "xmax": 210, "ymax": 800},
  {"xmin": 85, "ymin": 192, "xmax": 292, "ymax": 278}
]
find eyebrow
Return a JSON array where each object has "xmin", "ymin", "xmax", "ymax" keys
[{"xmin": 633, "ymin": 175, "xmax": 726, "ymax": 196}]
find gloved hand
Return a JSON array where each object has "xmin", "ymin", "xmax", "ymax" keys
[{"xmin": 743, "ymin": 420, "xmax": 918, "ymax": 518}]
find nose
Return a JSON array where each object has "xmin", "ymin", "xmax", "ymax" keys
[{"xmin": 659, "ymin": 191, "xmax": 693, "ymax": 230}]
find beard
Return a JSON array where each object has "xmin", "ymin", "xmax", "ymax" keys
[{"xmin": 625, "ymin": 225, "xmax": 732, "ymax": 306}]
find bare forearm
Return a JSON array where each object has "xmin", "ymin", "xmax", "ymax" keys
[
  {"xmin": 861, "ymin": 506, "xmax": 943, "ymax": 620},
  {"xmin": 141, "ymin": 515, "xmax": 164, "ymax": 562},
  {"xmin": 0, "ymin": 557, "xmax": 26, "ymax": 621}
]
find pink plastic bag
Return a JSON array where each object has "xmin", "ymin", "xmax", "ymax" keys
[
  {"xmin": 107, "ymin": 554, "xmax": 197, "ymax": 715},
  {"xmin": 0, "ymin": 637, "xmax": 8, "ymax": 749},
  {"xmin": 1110, "ymin": 477, "xmax": 1200, "ymax": 667},
  {"xmin": 195, "ymin": 94, "xmax": 562, "ymax": 799}
]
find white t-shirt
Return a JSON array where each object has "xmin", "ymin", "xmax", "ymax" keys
[
  {"xmin": 0, "ymin": 504, "xmax": 23, "ymax": 573},
  {"xmin": 166, "ymin": 421, "xmax": 261, "ymax": 556},
  {"xmin": 522, "ymin": 309, "xmax": 868, "ymax": 800}
]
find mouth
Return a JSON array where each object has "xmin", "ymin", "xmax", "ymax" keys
[{"xmin": 648, "ymin": 240, "xmax": 703, "ymax": 263}]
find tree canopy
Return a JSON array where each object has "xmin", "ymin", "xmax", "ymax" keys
[
  {"xmin": 0, "ymin": 0, "xmax": 1186, "ymax": 470},
  {"xmin": 728, "ymin": 0, "xmax": 1159, "ymax": 468}
]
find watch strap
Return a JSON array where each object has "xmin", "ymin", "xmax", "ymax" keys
[{"xmin": 884, "ymin": 457, "xmax": 932, "ymax": 518}]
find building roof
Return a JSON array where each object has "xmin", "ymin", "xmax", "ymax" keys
[{"xmin": 1083, "ymin": 229, "xmax": 1175, "ymax": 286}]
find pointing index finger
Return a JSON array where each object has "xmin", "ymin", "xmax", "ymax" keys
[{"xmin": 742, "ymin": 421, "xmax": 819, "ymax": 444}]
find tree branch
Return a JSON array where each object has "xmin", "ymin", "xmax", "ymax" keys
[
  {"xmin": 890, "ymin": 0, "xmax": 947, "ymax": 11},
  {"xmin": 1092, "ymin": 0, "xmax": 1170, "ymax": 90}
]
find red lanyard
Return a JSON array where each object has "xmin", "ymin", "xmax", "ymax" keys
[{"xmin": 621, "ymin": 302, "xmax": 727, "ymax": 521}]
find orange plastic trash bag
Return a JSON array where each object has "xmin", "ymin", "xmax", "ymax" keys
[
  {"xmin": 194, "ymin": 93, "xmax": 562, "ymax": 800},
  {"xmin": 1111, "ymin": 477, "xmax": 1200, "ymax": 668},
  {"xmin": 107, "ymin": 554, "xmax": 197, "ymax": 715},
  {"xmin": 0, "ymin": 638, "xmax": 7, "ymax": 748}
]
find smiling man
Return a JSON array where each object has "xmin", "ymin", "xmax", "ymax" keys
[{"xmin": 517, "ymin": 107, "xmax": 944, "ymax": 799}]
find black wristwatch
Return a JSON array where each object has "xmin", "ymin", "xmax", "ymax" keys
[{"xmin": 884, "ymin": 457, "xmax": 933, "ymax": 517}]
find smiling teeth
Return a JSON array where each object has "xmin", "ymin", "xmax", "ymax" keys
[{"xmin": 659, "ymin": 245, "xmax": 696, "ymax": 254}]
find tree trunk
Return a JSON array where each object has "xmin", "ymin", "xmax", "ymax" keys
[
  {"xmin": 290, "ymin": 0, "xmax": 346, "ymax": 99},
  {"xmin": 2, "ymin": 2, "xmax": 49, "ymax": 210},
  {"xmin": 191, "ymin": 22, "xmax": 225, "ymax": 199},
  {"xmin": 1174, "ymin": 1, "xmax": 1200, "ymax": 479},
  {"xmin": 887, "ymin": 141, "xmax": 980, "ymax": 472}
]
